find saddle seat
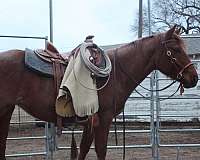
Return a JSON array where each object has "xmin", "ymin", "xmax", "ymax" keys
[{"xmin": 35, "ymin": 41, "xmax": 69, "ymax": 65}]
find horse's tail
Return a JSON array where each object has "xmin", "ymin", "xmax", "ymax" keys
[{"xmin": 70, "ymin": 130, "xmax": 78, "ymax": 160}]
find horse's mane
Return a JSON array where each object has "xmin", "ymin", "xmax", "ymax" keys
[
  {"xmin": 120, "ymin": 32, "xmax": 185, "ymax": 53},
  {"xmin": 126, "ymin": 35, "xmax": 155, "ymax": 47},
  {"xmin": 117, "ymin": 34, "xmax": 157, "ymax": 54}
]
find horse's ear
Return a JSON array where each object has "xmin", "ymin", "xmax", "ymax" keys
[
  {"xmin": 175, "ymin": 27, "xmax": 181, "ymax": 35},
  {"xmin": 165, "ymin": 25, "xmax": 177, "ymax": 40}
]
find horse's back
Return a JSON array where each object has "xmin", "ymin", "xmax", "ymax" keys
[
  {"xmin": 0, "ymin": 49, "xmax": 25, "ymax": 74},
  {"xmin": 0, "ymin": 49, "xmax": 24, "ymax": 59},
  {"xmin": 0, "ymin": 48, "xmax": 24, "ymax": 65}
]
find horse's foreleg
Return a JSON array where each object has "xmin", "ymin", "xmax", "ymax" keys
[
  {"xmin": 78, "ymin": 125, "xmax": 94, "ymax": 160},
  {"xmin": 0, "ymin": 105, "xmax": 15, "ymax": 160},
  {"xmin": 94, "ymin": 120, "xmax": 112, "ymax": 160}
]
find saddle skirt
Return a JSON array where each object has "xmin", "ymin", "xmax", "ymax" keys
[{"xmin": 25, "ymin": 42, "xmax": 68, "ymax": 77}]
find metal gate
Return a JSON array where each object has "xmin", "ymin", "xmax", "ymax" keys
[
  {"xmin": 6, "ymin": 106, "xmax": 51, "ymax": 159},
  {"xmin": 154, "ymin": 59, "xmax": 200, "ymax": 160}
]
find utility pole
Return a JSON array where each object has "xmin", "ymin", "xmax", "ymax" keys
[
  {"xmin": 147, "ymin": 0, "xmax": 151, "ymax": 36},
  {"xmin": 49, "ymin": 0, "xmax": 53, "ymax": 43},
  {"xmin": 138, "ymin": 0, "xmax": 143, "ymax": 38},
  {"xmin": 48, "ymin": 1, "xmax": 56, "ymax": 160}
]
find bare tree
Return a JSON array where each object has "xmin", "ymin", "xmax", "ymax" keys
[{"xmin": 132, "ymin": 0, "xmax": 200, "ymax": 35}]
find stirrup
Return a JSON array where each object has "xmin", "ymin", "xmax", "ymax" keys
[{"xmin": 75, "ymin": 116, "xmax": 89, "ymax": 124}]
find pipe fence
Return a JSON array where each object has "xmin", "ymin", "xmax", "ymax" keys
[{"xmin": 1, "ymin": 35, "xmax": 200, "ymax": 159}]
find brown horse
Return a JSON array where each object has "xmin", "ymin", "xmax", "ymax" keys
[{"xmin": 0, "ymin": 26, "xmax": 198, "ymax": 160}]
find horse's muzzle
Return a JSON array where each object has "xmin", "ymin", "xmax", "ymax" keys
[{"xmin": 183, "ymin": 75, "xmax": 198, "ymax": 88}]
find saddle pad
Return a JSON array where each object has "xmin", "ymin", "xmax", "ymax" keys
[{"xmin": 25, "ymin": 48, "xmax": 66, "ymax": 77}]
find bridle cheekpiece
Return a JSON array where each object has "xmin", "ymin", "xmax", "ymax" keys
[{"xmin": 161, "ymin": 40, "xmax": 193, "ymax": 81}]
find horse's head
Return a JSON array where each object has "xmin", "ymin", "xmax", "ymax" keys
[{"xmin": 156, "ymin": 25, "xmax": 198, "ymax": 88}]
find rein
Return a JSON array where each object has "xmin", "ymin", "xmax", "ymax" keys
[
  {"xmin": 113, "ymin": 50, "xmax": 118, "ymax": 146},
  {"xmin": 113, "ymin": 52, "xmax": 125, "ymax": 160},
  {"xmin": 134, "ymin": 83, "xmax": 182, "ymax": 101},
  {"xmin": 114, "ymin": 48, "xmax": 177, "ymax": 93}
]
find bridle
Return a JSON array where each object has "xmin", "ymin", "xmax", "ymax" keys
[
  {"xmin": 161, "ymin": 39, "xmax": 193, "ymax": 81},
  {"xmin": 115, "ymin": 37, "xmax": 194, "ymax": 95}
]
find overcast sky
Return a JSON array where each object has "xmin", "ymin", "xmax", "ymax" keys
[{"xmin": 0, "ymin": 0, "xmax": 139, "ymax": 51}]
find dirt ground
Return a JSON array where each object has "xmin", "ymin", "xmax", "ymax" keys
[{"xmin": 6, "ymin": 122, "xmax": 200, "ymax": 160}]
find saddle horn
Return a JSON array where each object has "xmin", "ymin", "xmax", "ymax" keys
[{"xmin": 85, "ymin": 35, "xmax": 94, "ymax": 43}]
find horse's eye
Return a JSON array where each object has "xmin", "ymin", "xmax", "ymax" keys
[{"xmin": 172, "ymin": 48, "xmax": 180, "ymax": 53}]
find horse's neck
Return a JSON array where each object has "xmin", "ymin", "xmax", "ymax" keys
[{"xmin": 113, "ymin": 37, "xmax": 158, "ymax": 111}]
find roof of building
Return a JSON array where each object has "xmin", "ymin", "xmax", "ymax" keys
[
  {"xmin": 101, "ymin": 43, "xmax": 124, "ymax": 50},
  {"xmin": 182, "ymin": 34, "xmax": 200, "ymax": 55}
]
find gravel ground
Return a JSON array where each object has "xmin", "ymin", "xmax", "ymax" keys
[{"xmin": 5, "ymin": 122, "xmax": 200, "ymax": 160}]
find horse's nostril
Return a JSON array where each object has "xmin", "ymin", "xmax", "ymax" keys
[
  {"xmin": 195, "ymin": 75, "xmax": 198, "ymax": 81},
  {"xmin": 193, "ymin": 75, "xmax": 198, "ymax": 85}
]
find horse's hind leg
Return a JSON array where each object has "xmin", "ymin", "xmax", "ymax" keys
[
  {"xmin": 0, "ymin": 105, "xmax": 15, "ymax": 160},
  {"xmin": 78, "ymin": 125, "xmax": 94, "ymax": 160}
]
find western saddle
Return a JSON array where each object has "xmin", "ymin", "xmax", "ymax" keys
[{"xmin": 27, "ymin": 37, "xmax": 101, "ymax": 135}]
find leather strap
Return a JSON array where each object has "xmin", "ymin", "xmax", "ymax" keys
[
  {"xmin": 113, "ymin": 50, "xmax": 118, "ymax": 145},
  {"xmin": 52, "ymin": 59, "xmax": 65, "ymax": 136}
]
